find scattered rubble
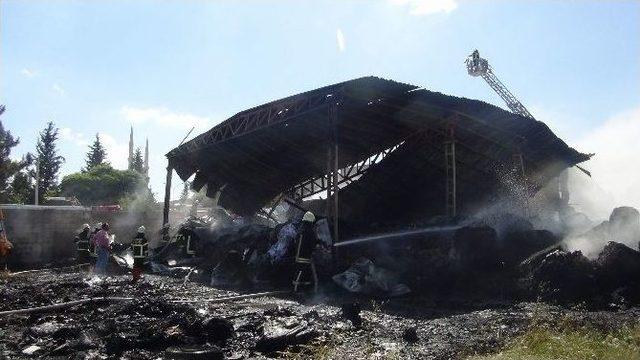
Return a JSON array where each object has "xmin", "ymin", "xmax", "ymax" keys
[
  {"xmin": 4, "ymin": 200, "xmax": 640, "ymax": 358},
  {"xmin": 340, "ymin": 302, "xmax": 363, "ymax": 328},
  {"xmin": 402, "ymin": 326, "xmax": 419, "ymax": 343},
  {"xmin": 332, "ymin": 258, "xmax": 411, "ymax": 297},
  {"xmin": 3, "ymin": 268, "xmax": 640, "ymax": 359}
]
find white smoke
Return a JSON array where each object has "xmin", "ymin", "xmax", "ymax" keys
[
  {"xmin": 540, "ymin": 106, "xmax": 640, "ymax": 222},
  {"xmin": 466, "ymin": 106, "xmax": 640, "ymax": 257},
  {"xmin": 571, "ymin": 107, "xmax": 640, "ymax": 219},
  {"xmin": 554, "ymin": 107, "xmax": 640, "ymax": 256}
]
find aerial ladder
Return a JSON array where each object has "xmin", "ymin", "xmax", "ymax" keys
[
  {"xmin": 464, "ymin": 49, "xmax": 588, "ymax": 214},
  {"xmin": 465, "ymin": 49, "xmax": 535, "ymax": 119},
  {"xmin": 465, "ymin": 49, "xmax": 531, "ymax": 187}
]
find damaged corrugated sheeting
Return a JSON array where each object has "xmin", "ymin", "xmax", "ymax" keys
[{"xmin": 166, "ymin": 76, "xmax": 590, "ymax": 218}]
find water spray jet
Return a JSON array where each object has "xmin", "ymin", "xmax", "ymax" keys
[{"xmin": 333, "ymin": 225, "xmax": 462, "ymax": 248}]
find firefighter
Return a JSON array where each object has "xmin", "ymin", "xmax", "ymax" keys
[
  {"xmin": 88, "ymin": 222, "xmax": 101, "ymax": 269},
  {"xmin": 74, "ymin": 224, "xmax": 91, "ymax": 264},
  {"xmin": 0, "ymin": 222, "xmax": 12, "ymax": 272},
  {"xmin": 292, "ymin": 211, "xmax": 319, "ymax": 293},
  {"xmin": 130, "ymin": 226, "xmax": 149, "ymax": 283}
]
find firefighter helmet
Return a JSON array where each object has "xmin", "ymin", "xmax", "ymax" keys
[
  {"xmin": 138, "ymin": 226, "xmax": 146, "ymax": 234},
  {"xmin": 302, "ymin": 211, "xmax": 315, "ymax": 223},
  {"xmin": 82, "ymin": 223, "xmax": 90, "ymax": 230}
]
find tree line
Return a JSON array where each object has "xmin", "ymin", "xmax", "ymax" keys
[{"xmin": 0, "ymin": 105, "xmax": 156, "ymax": 208}]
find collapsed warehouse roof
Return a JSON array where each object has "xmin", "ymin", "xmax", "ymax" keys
[{"xmin": 166, "ymin": 76, "xmax": 590, "ymax": 221}]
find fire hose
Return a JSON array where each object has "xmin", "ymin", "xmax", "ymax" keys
[{"xmin": 0, "ymin": 291, "xmax": 289, "ymax": 317}]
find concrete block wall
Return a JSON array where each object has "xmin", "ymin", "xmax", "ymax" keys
[{"xmin": 1, "ymin": 205, "xmax": 164, "ymax": 268}]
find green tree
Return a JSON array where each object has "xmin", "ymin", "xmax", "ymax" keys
[
  {"xmin": 60, "ymin": 164, "xmax": 147, "ymax": 206},
  {"xmin": 131, "ymin": 147, "xmax": 144, "ymax": 173},
  {"xmin": 8, "ymin": 171, "xmax": 34, "ymax": 204},
  {"xmin": 0, "ymin": 105, "xmax": 31, "ymax": 203},
  {"xmin": 35, "ymin": 122, "xmax": 65, "ymax": 202},
  {"xmin": 84, "ymin": 133, "xmax": 107, "ymax": 171}
]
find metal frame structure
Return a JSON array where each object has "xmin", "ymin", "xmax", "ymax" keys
[
  {"xmin": 164, "ymin": 76, "xmax": 590, "ymax": 242},
  {"xmin": 164, "ymin": 92, "xmax": 339, "ymax": 229},
  {"xmin": 286, "ymin": 143, "xmax": 402, "ymax": 200},
  {"xmin": 170, "ymin": 91, "xmax": 337, "ymax": 157},
  {"xmin": 166, "ymin": 88, "xmax": 351, "ymax": 242}
]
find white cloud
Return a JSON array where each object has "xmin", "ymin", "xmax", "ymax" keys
[
  {"xmin": 336, "ymin": 28, "xmax": 346, "ymax": 52},
  {"xmin": 120, "ymin": 106, "xmax": 213, "ymax": 132},
  {"xmin": 100, "ymin": 133, "xmax": 129, "ymax": 170},
  {"xmin": 60, "ymin": 128, "xmax": 129, "ymax": 170},
  {"xmin": 60, "ymin": 128, "xmax": 88, "ymax": 147},
  {"xmin": 390, "ymin": 0, "xmax": 458, "ymax": 16},
  {"xmin": 52, "ymin": 83, "xmax": 66, "ymax": 96},
  {"xmin": 20, "ymin": 68, "xmax": 37, "ymax": 78}
]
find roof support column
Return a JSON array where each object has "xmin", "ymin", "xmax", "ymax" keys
[
  {"xmin": 326, "ymin": 146, "xmax": 333, "ymax": 223},
  {"xmin": 329, "ymin": 101, "xmax": 340, "ymax": 245},
  {"xmin": 162, "ymin": 164, "xmax": 173, "ymax": 232}
]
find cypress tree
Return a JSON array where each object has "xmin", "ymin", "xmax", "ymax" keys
[
  {"xmin": 131, "ymin": 147, "xmax": 144, "ymax": 173},
  {"xmin": 35, "ymin": 122, "xmax": 65, "ymax": 202},
  {"xmin": 85, "ymin": 133, "xmax": 107, "ymax": 171}
]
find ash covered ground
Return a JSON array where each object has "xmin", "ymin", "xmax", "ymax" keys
[
  {"xmin": 1, "ymin": 268, "xmax": 640, "ymax": 359},
  {"xmin": 3, "ymin": 206, "xmax": 640, "ymax": 358}
]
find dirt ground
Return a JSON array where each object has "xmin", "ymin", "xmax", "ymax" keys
[{"xmin": 1, "ymin": 268, "xmax": 639, "ymax": 359}]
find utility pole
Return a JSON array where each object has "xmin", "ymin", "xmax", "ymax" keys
[{"xmin": 34, "ymin": 157, "xmax": 40, "ymax": 205}]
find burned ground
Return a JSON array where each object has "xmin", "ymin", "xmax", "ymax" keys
[
  {"xmin": 2, "ymin": 206, "xmax": 639, "ymax": 358},
  {"xmin": 2, "ymin": 268, "xmax": 640, "ymax": 359}
]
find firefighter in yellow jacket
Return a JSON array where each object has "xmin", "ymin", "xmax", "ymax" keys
[
  {"xmin": 74, "ymin": 224, "xmax": 92, "ymax": 264},
  {"xmin": 130, "ymin": 226, "xmax": 149, "ymax": 283},
  {"xmin": 292, "ymin": 211, "xmax": 319, "ymax": 293}
]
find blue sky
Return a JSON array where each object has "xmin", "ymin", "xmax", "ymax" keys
[{"xmin": 1, "ymin": 0, "xmax": 639, "ymax": 210}]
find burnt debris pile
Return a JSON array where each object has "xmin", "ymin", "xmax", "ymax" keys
[
  {"xmin": 149, "ymin": 215, "xmax": 328, "ymax": 289},
  {"xmin": 0, "ymin": 270, "xmax": 373, "ymax": 358},
  {"xmin": 0, "ymin": 274, "xmax": 231, "ymax": 358},
  {"xmin": 523, "ymin": 249, "xmax": 598, "ymax": 305},
  {"xmin": 521, "ymin": 206, "xmax": 640, "ymax": 307},
  {"xmin": 119, "ymin": 206, "xmax": 640, "ymax": 309}
]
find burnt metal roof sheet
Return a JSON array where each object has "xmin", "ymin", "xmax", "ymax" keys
[{"xmin": 167, "ymin": 76, "xmax": 590, "ymax": 215}]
